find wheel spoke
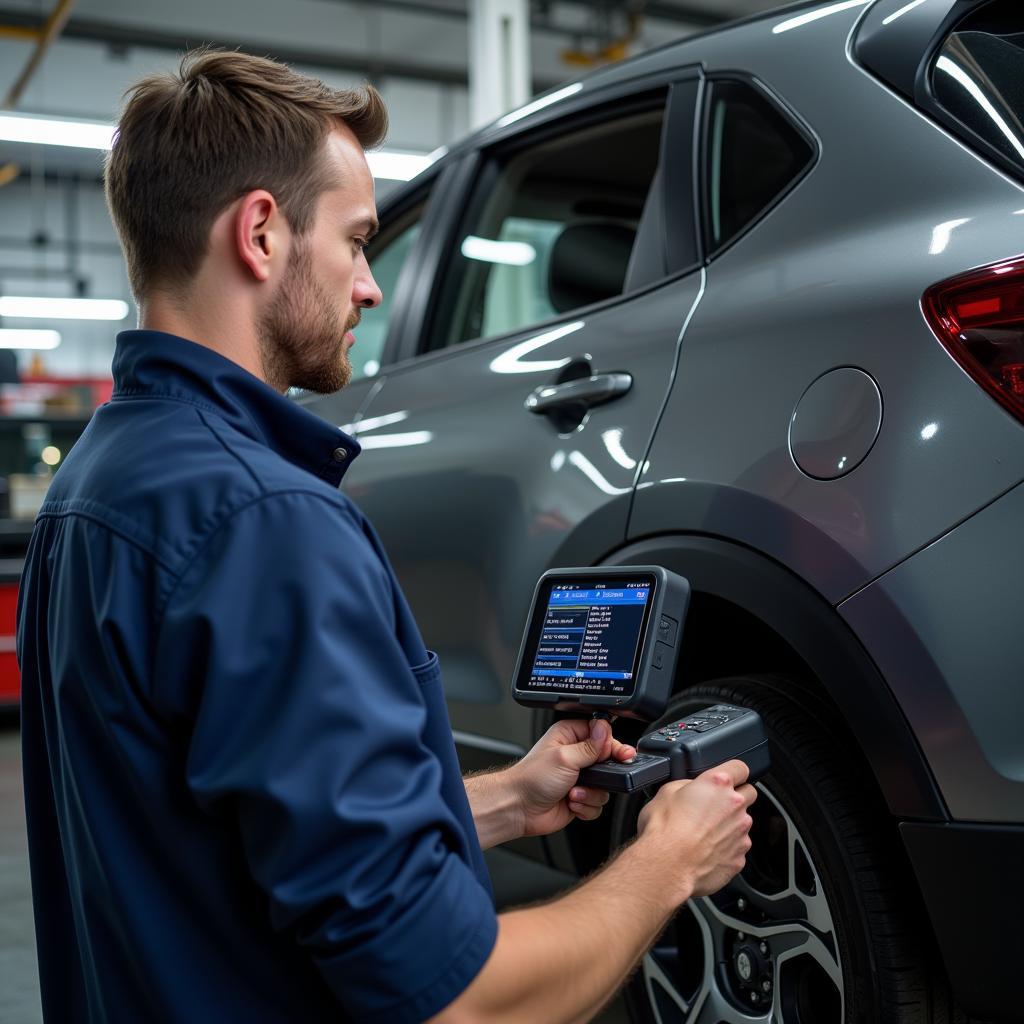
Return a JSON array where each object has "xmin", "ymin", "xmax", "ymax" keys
[
  {"xmin": 677, "ymin": 782, "xmax": 844, "ymax": 1024},
  {"xmin": 772, "ymin": 923, "xmax": 844, "ymax": 1000},
  {"xmin": 641, "ymin": 905, "xmax": 716, "ymax": 1023},
  {"xmin": 642, "ymin": 950, "xmax": 703, "ymax": 1020},
  {"xmin": 629, "ymin": 765, "xmax": 846, "ymax": 1024},
  {"xmin": 697, "ymin": 986, "xmax": 771, "ymax": 1024}
]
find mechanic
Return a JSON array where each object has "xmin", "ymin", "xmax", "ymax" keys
[{"xmin": 16, "ymin": 49, "xmax": 755, "ymax": 1024}]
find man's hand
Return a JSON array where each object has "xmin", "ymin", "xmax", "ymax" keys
[
  {"xmin": 636, "ymin": 758, "xmax": 756, "ymax": 900},
  {"xmin": 506, "ymin": 718, "xmax": 636, "ymax": 838},
  {"xmin": 435, "ymin": 755, "xmax": 758, "ymax": 1024}
]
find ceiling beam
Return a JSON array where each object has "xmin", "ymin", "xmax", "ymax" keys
[
  {"xmin": 548, "ymin": 1, "xmax": 725, "ymax": 28},
  {"xmin": 0, "ymin": 7, "xmax": 563, "ymax": 92}
]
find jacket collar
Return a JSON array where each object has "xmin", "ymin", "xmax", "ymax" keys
[{"xmin": 111, "ymin": 330, "xmax": 361, "ymax": 486}]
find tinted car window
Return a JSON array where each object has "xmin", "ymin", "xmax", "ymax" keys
[
  {"xmin": 430, "ymin": 103, "xmax": 666, "ymax": 350},
  {"xmin": 704, "ymin": 79, "xmax": 813, "ymax": 254},
  {"xmin": 353, "ymin": 202, "xmax": 425, "ymax": 380},
  {"xmin": 931, "ymin": 1, "xmax": 1024, "ymax": 180}
]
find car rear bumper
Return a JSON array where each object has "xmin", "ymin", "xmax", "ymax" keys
[{"xmin": 901, "ymin": 820, "xmax": 1024, "ymax": 1022}]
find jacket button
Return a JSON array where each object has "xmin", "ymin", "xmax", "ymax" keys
[{"xmin": 332, "ymin": 447, "xmax": 348, "ymax": 462}]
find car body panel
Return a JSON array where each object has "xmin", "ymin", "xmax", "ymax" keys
[
  {"xmin": 631, "ymin": 2, "xmax": 1024, "ymax": 606},
  {"xmin": 604, "ymin": 532, "xmax": 946, "ymax": 821},
  {"xmin": 840, "ymin": 479, "xmax": 1024, "ymax": 822},
  {"xmin": 334, "ymin": 271, "xmax": 703, "ymax": 753}
]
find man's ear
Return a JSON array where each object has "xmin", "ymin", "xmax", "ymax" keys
[{"xmin": 235, "ymin": 190, "xmax": 283, "ymax": 283}]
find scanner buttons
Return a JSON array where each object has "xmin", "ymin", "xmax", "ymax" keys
[{"xmin": 657, "ymin": 615, "xmax": 678, "ymax": 646}]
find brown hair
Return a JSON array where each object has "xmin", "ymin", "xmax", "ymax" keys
[{"xmin": 105, "ymin": 48, "xmax": 387, "ymax": 301}]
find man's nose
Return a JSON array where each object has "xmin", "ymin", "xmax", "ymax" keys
[{"xmin": 354, "ymin": 265, "xmax": 383, "ymax": 309}]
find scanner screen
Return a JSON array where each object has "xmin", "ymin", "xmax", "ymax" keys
[{"xmin": 524, "ymin": 580, "xmax": 653, "ymax": 697}]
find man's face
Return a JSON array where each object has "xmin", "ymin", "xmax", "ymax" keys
[{"xmin": 258, "ymin": 126, "xmax": 381, "ymax": 394}]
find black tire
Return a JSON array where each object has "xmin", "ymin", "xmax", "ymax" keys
[{"xmin": 609, "ymin": 676, "xmax": 966, "ymax": 1024}]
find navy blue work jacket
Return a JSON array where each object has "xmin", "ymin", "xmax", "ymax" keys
[{"xmin": 17, "ymin": 330, "xmax": 497, "ymax": 1023}]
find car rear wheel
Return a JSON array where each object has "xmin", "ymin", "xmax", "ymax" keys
[{"xmin": 609, "ymin": 676, "xmax": 962, "ymax": 1024}]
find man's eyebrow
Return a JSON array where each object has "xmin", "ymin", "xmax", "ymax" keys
[{"xmin": 351, "ymin": 215, "xmax": 380, "ymax": 240}]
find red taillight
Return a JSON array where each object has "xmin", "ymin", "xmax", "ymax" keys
[{"xmin": 923, "ymin": 256, "xmax": 1024, "ymax": 423}]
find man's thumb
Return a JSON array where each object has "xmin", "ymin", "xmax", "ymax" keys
[{"xmin": 560, "ymin": 719, "xmax": 611, "ymax": 769}]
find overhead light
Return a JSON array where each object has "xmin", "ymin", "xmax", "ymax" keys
[
  {"xmin": 0, "ymin": 111, "xmax": 436, "ymax": 182},
  {"xmin": 366, "ymin": 149, "xmax": 435, "ymax": 181},
  {"xmin": 356, "ymin": 430, "xmax": 433, "ymax": 449},
  {"xmin": 0, "ymin": 112, "xmax": 114, "ymax": 150},
  {"xmin": 0, "ymin": 328, "xmax": 61, "ymax": 349},
  {"xmin": 0, "ymin": 296, "xmax": 130, "ymax": 320},
  {"xmin": 461, "ymin": 235, "xmax": 536, "ymax": 266}
]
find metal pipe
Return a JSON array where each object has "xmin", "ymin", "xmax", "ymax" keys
[
  {"xmin": 3, "ymin": 0, "xmax": 77, "ymax": 110},
  {"xmin": 0, "ymin": 24, "xmax": 41, "ymax": 42}
]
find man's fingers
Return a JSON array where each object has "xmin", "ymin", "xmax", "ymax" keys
[
  {"xmin": 569, "ymin": 787, "xmax": 609, "ymax": 808},
  {"xmin": 706, "ymin": 758, "xmax": 750, "ymax": 788},
  {"xmin": 610, "ymin": 740, "xmax": 637, "ymax": 762},
  {"xmin": 545, "ymin": 718, "xmax": 592, "ymax": 745},
  {"xmin": 568, "ymin": 798, "xmax": 605, "ymax": 821},
  {"xmin": 555, "ymin": 719, "xmax": 615, "ymax": 770},
  {"xmin": 738, "ymin": 783, "xmax": 757, "ymax": 807}
]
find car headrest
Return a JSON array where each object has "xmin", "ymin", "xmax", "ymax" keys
[{"xmin": 548, "ymin": 221, "xmax": 636, "ymax": 314}]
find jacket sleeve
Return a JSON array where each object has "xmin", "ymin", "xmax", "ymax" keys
[{"xmin": 153, "ymin": 489, "xmax": 497, "ymax": 1023}]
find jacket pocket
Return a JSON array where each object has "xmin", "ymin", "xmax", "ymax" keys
[{"xmin": 410, "ymin": 650, "xmax": 441, "ymax": 689}]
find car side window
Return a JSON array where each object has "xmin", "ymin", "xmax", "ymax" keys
[
  {"xmin": 351, "ymin": 200, "xmax": 426, "ymax": 380},
  {"xmin": 703, "ymin": 79, "xmax": 814, "ymax": 255},
  {"xmin": 428, "ymin": 97, "xmax": 669, "ymax": 350}
]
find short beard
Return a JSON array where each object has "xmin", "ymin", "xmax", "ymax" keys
[{"xmin": 257, "ymin": 239, "xmax": 357, "ymax": 395}]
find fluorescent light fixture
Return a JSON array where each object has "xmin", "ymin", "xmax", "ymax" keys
[
  {"xmin": 936, "ymin": 56, "xmax": 1024, "ymax": 162},
  {"xmin": 882, "ymin": 0, "xmax": 931, "ymax": 26},
  {"xmin": 773, "ymin": 0, "xmax": 870, "ymax": 34},
  {"xmin": 929, "ymin": 217, "xmax": 970, "ymax": 255},
  {"xmin": 366, "ymin": 149, "xmax": 435, "ymax": 181},
  {"xmin": 0, "ymin": 328, "xmax": 61, "ymax": 349},
  {"xmin": 0, "ymin": 112, "xmax": 435, "ymax": 182},
  {"xmin": 356, "ymin": 430, "xmax": 433, "ymax": 449},
  {"xmin": 354, "ymin": 409, "xmax": 410, "ymax": 433},
  {"xmin": 488, "ymin": 320, "xmax": 585, "ymax": 374},
  {"xmin": 461, "ymin": 235, "xmax": 536, "ymax": 266},
  {"xmin": 0, "ymin": 112, "xmax": 114, "ymax": 150},
  {"xmin": 0, "ymin": 296, "xmax": 130, "ymax": 320},
  {"xmin": 497, "ymin": 83, "xmax": 583, "ymax": 128}
]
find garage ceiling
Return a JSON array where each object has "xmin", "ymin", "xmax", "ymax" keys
[{"xmin": 0, "ymin": 0, "xmax": 788, "ymax": 114}]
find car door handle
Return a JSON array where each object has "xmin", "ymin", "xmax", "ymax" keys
[{"xmin": 525, "ymin": 372, "xmax": 633, "ymax": 415}]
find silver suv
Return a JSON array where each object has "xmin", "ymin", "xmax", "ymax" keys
[{"xmin": 307, "ymin": 2, "xmax": 1024, "ymax": 1021}]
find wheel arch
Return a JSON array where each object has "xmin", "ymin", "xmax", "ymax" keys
[{"xmin": 603, "ymin": 532, "xmax": 947, "ymax": 822}]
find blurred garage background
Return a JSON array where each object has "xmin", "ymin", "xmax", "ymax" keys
[{"xmin": 0, "ymin": 2, "xmax": 781, "ymax": 1021}]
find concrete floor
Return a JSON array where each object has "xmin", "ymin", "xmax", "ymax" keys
[
  {"xmin": 0, "ymin": 721, "xmax": 42, "ymax": 1024},
  {"xmin": 0, "ymin": 720, "xmax": 628, "ymax": 1024}
]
